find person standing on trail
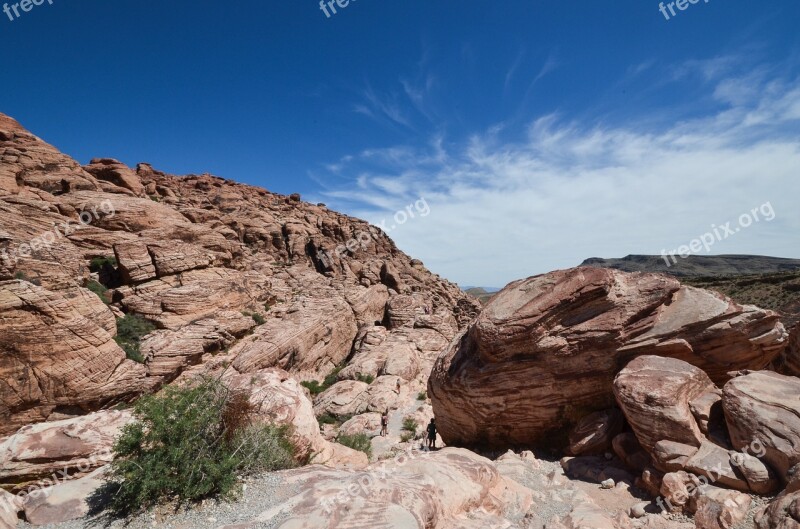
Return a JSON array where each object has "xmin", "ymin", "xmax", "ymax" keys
[
  {"xmin": 396, "ymin": 379, "xmax": 401, "ymax": 394},
  {"xmin": 427, "ymin": 418, "xmax": 437, "ymax": 449},
  {"xmin": 381, "ymin": 409, "xmax": 389, "ymax": 437}
]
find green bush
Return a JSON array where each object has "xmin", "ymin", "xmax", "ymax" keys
[
  {"xmin": 402, "ymin": 417, "xmax": 418, "ymax": 434},
  {"xmin": 115, "ymin": 314, "xmax": 156, "ymax": 364},
  {"xmin": 251, "ymin": 313, "xmax": 266, "ymax": 325},
  {"xmin": 90, "ymin": 256, "xmax": 117, "ymax": 272},
  {"xmin": 400, "ymin": 431, "xmax": 415, "ymax": 443},
  {"xmin": 417, "ymin": 391, "xmax": 428, "ymax": 401},
  {"xmin": 301, "ymin": 366, "xmax": 344, "ymax": 396},
  {"xmin": 355, "ymin": 373, "xmax": 375, "ymax": 384},
  {"xmin": 86, "ymin": 280, "xmax": 109, "ymax": 304},
  {"xmin": 300, "ymin": 380, "xmax": 324, "ymax": 395},
  {"xmin": 336, "ymin": 433, "xmax": 372, "ymax": 459},
  {"xmin": 105, "ymin": 378, "xmax": 296, "ymax": 516}
]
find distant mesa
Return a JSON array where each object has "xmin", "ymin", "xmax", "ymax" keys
[{"xmin": 581, "ymin": 254, "xmax": 800, "ymax": 278}]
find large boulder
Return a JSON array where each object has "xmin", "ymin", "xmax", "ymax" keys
[
  {"xmin": 0, "ymin": 410, "xmax": 130, "ymax": 493},
  {"xmin": 22, "ymin": 466, "xmax": 108, "ymax": 526},
  {"xmin": 756, "ymin": 491, "xmax": 800, "ymax": 529},
  {"xmin": 723, "ymin": 370, "xmax": 800, "ymax": 482},
  {"xmin": 614, "ymin": 356, "xmax": 716, "ymax": 453},
  {"xmin": 223, "ymin": 367, "xmax": 367, "ymax": 469},
  {"xmin": 429, "ymin": 267, "xmax": 787, "ymax": 449}
]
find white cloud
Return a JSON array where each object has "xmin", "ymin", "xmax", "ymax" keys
[{"xmin": 317, "ymin": 67, "xmax": 800, "ymax": 288}]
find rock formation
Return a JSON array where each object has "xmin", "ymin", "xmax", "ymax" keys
[
  {"xmin": 429, "ymin": 267, "xmax": 787, "ymax": 449},
  {"xmin": 0, "ymin": 112, "xmax": 479, "ymax": 448}
]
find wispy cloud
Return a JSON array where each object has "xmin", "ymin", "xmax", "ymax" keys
[
  {"xmin": 320, "ymin": 59, "xmax": 800, "ymax": 287},
  {"xmin": 353, "ymin": 82, "xmax": 411, "ymax": 128}
]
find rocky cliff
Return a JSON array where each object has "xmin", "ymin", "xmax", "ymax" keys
[{"xmin": 0, "ymin": 112, "xmax": 479, "ymax": 440}]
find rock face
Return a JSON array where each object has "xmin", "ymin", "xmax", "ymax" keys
[
  {"xmin": 0, "ymin": 280, "xmax": 152, "ymax": 436},
  {"xmin": 0, "ymin": 410, "xmax": 130, "ymax": 493},
  {"xmin": 429, "ymin": 267, "xmax": 786, "ymax": 449},
  {"xmin": 214, "ymin": 447, "xmax": 673, "ymax": 529},
  {"xmin": 757, "ymin": 490, "xmax": 800, "ymax": 529},
  {"xmin": 0, "ymin": 113, "xmax": 479, "ymax": 447},
  {"xmin": 723, "ymin": 370, "xmax": 800, "ymax": 482},
  {"xmin": 614, "ymin": 356, "xmax": 717, "ymax": 452}
]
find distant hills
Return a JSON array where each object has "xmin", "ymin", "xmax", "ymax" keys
[
  {"xmin": 582, "ymin": 255, "xmax": 800, "ymax": 327},
  {"xmin": 463, "ymin": 255, "xmax": 800, "ymax": 323},
  {"xmin": 463, "ymin": 287, "xmax": 500, "ymax": 305},
  {"xmin": 580, "ymin": 254, "xmax": 800, "ymax": 278}
]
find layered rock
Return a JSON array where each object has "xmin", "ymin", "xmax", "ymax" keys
[
  {"xmin": 0, "ymin": 111, "xmax": 479, "ymax": 486},
  {"xmin": 0, "ymin": 280, "xmax": 152, "ymax": 436},
  {"xmin": 0, "ymin": 410, "xmax": 130, "ymax": 492},
  {"xmin": 756, "ymin": 490, "xmax": 800, "ymax": 529},
  {"xmin": 429, "ymin": 267, "xmax": 786, "ymax": 449},
  {"xmin": 614, "ymin": 356, "xmax": 716, "ymax": 452},
  {"xmin": 723, "ymin": 370, "xmax": 800, "ymax": 482}
]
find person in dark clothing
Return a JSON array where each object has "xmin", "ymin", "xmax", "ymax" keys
[
  {"xmin": 380, "ymin": 410, "xmax": 389, "ymax": 437},
  {"xmin": 426, "ymin": 418, "xmax": 437, "ymax": 449}
]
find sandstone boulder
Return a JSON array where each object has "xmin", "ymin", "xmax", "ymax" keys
[
  {"xmin": 429, "ymin": 268, "xmax": 786, "ymax": 449},
  {"xmin": 694, "ymin": 486, "xmax": 751, "ymax": 529},
  {"xmin": 0, "ymin": 410, "xmax": 130, "ymax": 492},
  {"xmin": 568, "ymin": 409, "xmax": 625, "ymax": 456},
  {"xmin": 756, "ymin": 491, "xmax": 800, "ymax": 529},
  {"xmin": 0, "ymin": 489, "xmax": 22, "ymax": 529},
  {"xmin": 614, "ymin": 356, "xmax": 716, "ymax": 453},
  {"xmin": 723, "ymin": 370, "xmax": 800, "ymax": 482},
  {"xmin": 22, "ymin": 466, "xmax": 107, "ymax": 526}
]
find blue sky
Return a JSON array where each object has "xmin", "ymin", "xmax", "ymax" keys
[{"xmin": 1, "ymin": 0, "xmax": 799, "ymax": 286}]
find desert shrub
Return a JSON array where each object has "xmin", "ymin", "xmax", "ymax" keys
[
  {"xmin": 301, "ymin": 366, "xmax": 345, "ymax": 397},
  {"xmin": 300, "ymin": 380, "xmax": 324, "ymax": 395},
  {"xmin": 86, "ymin": 280, "xmax": 109, "ymax": 304},
  {"xmin": 251, "ymin": 313, "xmax": 266, "ymax": 325},
  {"xmin": 402, "ymin": 417, "xmax": 418, "ymax": 434},
  {"xmin": 115, "ymin": 314, "xmax": 156, "ymax": 363},
  {"xmin": 336, "ymin": 433, "xmax": 372, "ymax": 458},
  {"xmin": 355, "ymin": 373, "xmax": 375, "ymax": 384},
  {"xmin": 90, "ymin": 256, "xmax": 117, "ymax": 272},
  {"xmin": 317, "ymin": 412, "xmax": 338, "ymax": 425},
  {"xmin": 105, "ymin": 378, "xmax": 296, "ymax": 516},
  {"xmin": 400, "ymin": 431, "xmax": 415, "ymax": 443},
  {"xmin": 417, "ymin": 391, "xmax": 428, "ymax": 401}
]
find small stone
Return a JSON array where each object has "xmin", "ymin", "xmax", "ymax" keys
[
  {"xmin": 601, "ymin": 478, "xmax": 615, "ymax": 489},
  {"xmin": 630, "ymin": 502, "xmax": 648, "ymax": 518}
]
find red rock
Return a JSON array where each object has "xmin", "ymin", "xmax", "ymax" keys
[
  {"xmin": 756, "ymin": 490, "xmax": 800, "ymax": 529},
  {"xmin": 0, "ymin": 410, "xmax": 130, "ymax": 492},
  {"xmin": 429, "ymin": 268, "xmax": 786, "ymax": 450},
  {"xmin": 568, "ymin": 409, "xmax": 625, "ymax": 456},
  {"xmin": 723, "ymin": 370, "xmax": 800, "ymax": 483}
]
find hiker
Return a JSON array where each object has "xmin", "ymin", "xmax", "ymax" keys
[
  {"xmin": 427, "ymin": 418, "xmax": 437, "ymax": 449},
  {"xmin": 396, "ymin": 379, "xmax": 401, "ymax": 394},
  {"xmin": 381, "ymin": 409, "xmax": 389, "ymax": 437}
]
